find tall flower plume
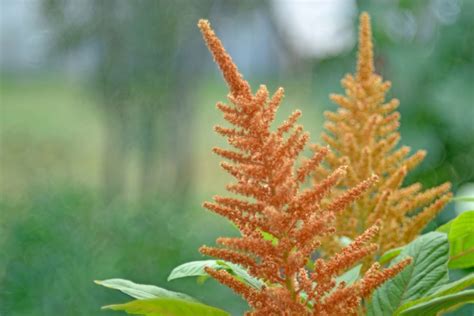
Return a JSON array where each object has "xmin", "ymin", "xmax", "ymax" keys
[
  {"xmin": 319, "ymin": 12, "xmax": 452, "ymax": 259},
  {"xmin": 198, "ymin": 19, "xmax": 410, "ymax": 315}
]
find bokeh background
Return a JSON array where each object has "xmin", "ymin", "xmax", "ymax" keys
[{"xmin": 1, "ymin": 0, "xmax": 473, "ymax": 315}]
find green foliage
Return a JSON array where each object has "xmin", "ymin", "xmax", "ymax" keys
[
  {"xmin": 94, "ymin": 279, "xmax": 197, "ymax": 302},
  {"xmin": 96, "ymin": 279, "xmax": 230, "ymax": 316},
  {"xmin": 437, "ymin": 211, "xmax": 474, "ymax": 269},
  {"xmin": 103, "ymin": 298, "xmax": 230, "ymax": 316},
  {"xmin": 398, "ymin": 274, "xmax": 474, "ymax": 314},
  {"xmin": 168, "ymin": 260, "xmax": 264, "ymax": 289},
  {"xmin": 368, "ymin": 232, "xmax": 449, "ymax": 315},
  {"xmin": 167, "ymin": 260, "xmax": 221, "ymax": 282},
  {"xmin": 379, "ymin": 246, "xmax": 404, "ymax": 265},
  {"xmin": 399, "ymin": 290, "xmax": 474, "ymax": 316},
  {"xmin": 368, "ymin": 232, "xmax": 474, "ymax": 316}
]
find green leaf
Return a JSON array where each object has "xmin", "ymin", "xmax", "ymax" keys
[
  {"xmin": 432, "ymin": 273, "xmax": 474, "ymax": 294},
  {"xmin": 167, "ymin": 260, "xmax": 222, "ymax": 281},
  {"xmin": 336, "ymin": 264, "xmax": 361, "ymax": 285},
  {"xmin": 168, "ymin": 260, "xmax": 264, "ymax": 289},
  {"xmin": 103, "ymin": 298, "xmax": 230, "ymax": 316},
  {"xmin": 398, "ymin": 290, "xmax": 474, "ymax": 316},
  {"xmin": 379, "ymin": 246, "xmax": 404, "ymax": 265},
  {"xmin": 94, "ymin": 279, "xmax": 197, "ymax": 302},
  {"xmin": 396, "ymin": 273, "xmax": 474, "ymax": 313},
  {"xmin": 447, "ymin": 211, "xmax": 474, "ymax": 269},
  {"xmin": 367, "ymin": 232, "xmax": 449, "ymax": 316},
  {"xmin": 436, "ymin": 221, "xmax": 452, "ymax": 234}
]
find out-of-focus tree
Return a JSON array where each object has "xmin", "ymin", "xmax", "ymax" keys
[
  {"xmin": 41, "ymin": 0, "xmax": 273, "ymax": 202},
  {"xmin": 40, "ymin": 0, "xmax": 218, "ymax": 201}
]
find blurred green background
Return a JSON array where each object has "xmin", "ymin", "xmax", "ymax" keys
[{"xmin": 1, "ymin": 0, "xmax": 473, "ymax": 315}]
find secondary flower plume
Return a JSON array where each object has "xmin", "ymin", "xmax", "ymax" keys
[
  {"xmin": 198, "ymin": 19, "xmax": 410, "ymax": 315},
  {"xmin": 319, "ymin": 13, "xmax": 452, "ymax": 259}
]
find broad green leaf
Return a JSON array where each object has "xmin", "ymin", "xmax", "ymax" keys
[
  {"xmin": 379, "ymin": 246, "xmax": 404, "ymax": 265},
  {"xmin": 103, "ymin": 298, "xmax": 230, "ymax": 316},
  {"xmin": 396, "ymin": 273, "xmax": 474, "ymax": 313},
  {"xmin": 336, "ymin": 264, "xmax": 361, "ymax": 285},
  {"xmin": 367, "ymin": 232, "xmax": 449, "ymax": 316},
  {"xmin": 168, "ymin": 260, "xmax": 264, "ymax": 289},
  {"xmin": 94, "ymin": 279, "xmax": 196, "ymax": 302},
  {"xmin": 430, "ymin": 273, "xmax": 474, "ymax": 296},
  {"xmin": 447, "ymin": 211, "xmax": 474, "ymax": 269},
  {"xmin": 167, "ymin": 260, "xmax": 222, "ymax": 281},
  {"xmin": 398, "ymin": 290, "xmax": 474, "ymax": 316}
]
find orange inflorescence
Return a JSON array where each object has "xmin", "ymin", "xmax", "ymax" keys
[
  {"xmin": 319, "ymin": 12, "xmax": 452, "ymax": 260},
  {"xmin": 198, "ymin": 19, "xmax": 411, "ymax": 315}
]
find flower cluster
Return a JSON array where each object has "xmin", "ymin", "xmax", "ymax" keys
[
  {"xmin": 319, "ymin": 13, "xmax": 452, "ymax": 260},
  {"xmin": 198, "ymin": 19, "xmax": 410, "ymax": 316}
]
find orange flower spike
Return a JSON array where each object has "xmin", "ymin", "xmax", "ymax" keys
[
  {"xmin": 357, "ymin": 13, "xmax": 374, "ymax": 83},
  {"xmin": 402, "ymin": 192, "xmax": 453, "ymax": 241},
  {"xmin": 296, "ymin": 146, "xmax": 329, "ymax": 183},
  {"xmin": 318, "ymin": 285, "xmax": 360, "ymax": 316},
  {"xmin": 326, "ymin": 174, "xmax": 379, "ymax": 214},
  {"xmin": 320, "ymin": 12, "xmax": 452, "ymax": 260},
  {"xmin": 203, "ymin": 267, "xmax": 265, "ymax": 309},
  {"xmin": 197, "ymin": 19, "xmax": 251, "ymax": 99},
  {"xmin": 358, "ymin": 258, "xmax": 412, "ymax": 298},
  {"xmin": 198, "ymin": 18, "xmax": 407, "ymax": 315}
]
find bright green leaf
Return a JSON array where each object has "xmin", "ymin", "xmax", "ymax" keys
[
  {"xmin": 398, "ymin": 290, "xmax": 474, "ymax": 316},
  {"xmin": 447, "ymin": 211, "xmax": 474, "ymax": 269},
  {"xmin": 103, "ymin": 298, "xmax": 230, "ymax": 316},
  {"xmin": 94, "ymin": 279, "xmax": 196, "ymax": 302},
  {"xmin": 436, "ymin": 221, "xmax": 452, "ymax": 234},
  {"xmin": 379, "ymin": 246, "xmax": 404, "ymax": 265},
  {"xmin": 396, "ymin": 273, "xmax": 474, "ymax": 313},
  {"xmin": 167, "ymin": 260, "xmax": 222, "ymax": 281},
  {"xmin": 367, "ymin": 232, "xmax": 449, "ymax": 316},
  {"xmin": 431, "ymin": 273, "xmax": 474, "ymax": 295}
]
